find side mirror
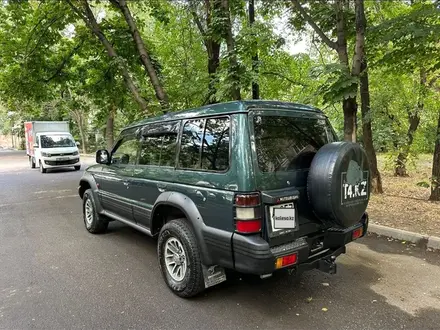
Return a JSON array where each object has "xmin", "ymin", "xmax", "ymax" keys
[
  {"xmin": 76, "ymin": 141, "xmax": 80, "ymax": 147},
  {"xmin": 96, "ymin": 149, "xmax": 110, "ymax": 165}
]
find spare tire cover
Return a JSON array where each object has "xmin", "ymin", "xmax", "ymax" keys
[{"xmin": 307, "ymin": 142, "xmax": 371, "ymax": 228}]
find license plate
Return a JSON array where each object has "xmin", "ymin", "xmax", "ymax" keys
[
  {"xmin": 270, "ymin": 203, "xmax": 296, "ymax": 231},
  {"xmin": 56, "ymin": 158, "xmax": 64, "ymax": 161}
]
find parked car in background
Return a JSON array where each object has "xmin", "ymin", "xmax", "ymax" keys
[
  {"xmin": 24, "ymin": 121, "xmax": 81, "ymax": 173},
  {"xmin": 77, "ymin": 100, "xmax": 371, "ymax": 298}
]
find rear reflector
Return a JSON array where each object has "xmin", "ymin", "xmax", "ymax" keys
[
  {"xmin": 275, "ymin": 253, "xmax": 298, "ymax": 269},
  {"xmin": 352, "ymin": 227, "xmax": 364, "ymax": 240},
  {"xmin": 235, "ymin": 220, "xmax": 261, "ymax": 233}
]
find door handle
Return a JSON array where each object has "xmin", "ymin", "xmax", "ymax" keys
[
  {"xmin": 123, "ymin": 181, "xmax": 129, "ymax": 189},
  {"xmin": 157, "ymin": 184, "xmax": 167, "ymax": 193}
]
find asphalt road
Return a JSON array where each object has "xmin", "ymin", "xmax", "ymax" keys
[{"xmin": 1, "ymin": 150, "xmax": 440, "ymax": 330}]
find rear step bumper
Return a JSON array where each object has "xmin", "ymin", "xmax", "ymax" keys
[{"xmin": 232, "ymin": 213, "xmax": 368, "ymax": 275}]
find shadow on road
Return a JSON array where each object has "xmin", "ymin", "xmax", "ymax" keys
[{"xmin": 99, "ymin": 222, "xmax": 440, "ymax": 329}]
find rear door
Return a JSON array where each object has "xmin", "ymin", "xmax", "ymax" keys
[{"xmin": 249, "ymin": 110, "xmax": 337, "ymax": 246}]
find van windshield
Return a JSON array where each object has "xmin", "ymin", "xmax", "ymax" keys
[
  {"xmin": 253, "ymin": 115, "xmax": 336, "ymax": 173},
  {"xmin": 40, "ymin": 135, "xmax": 76, "ymax": 148}
]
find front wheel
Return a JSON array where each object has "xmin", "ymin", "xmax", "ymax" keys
[
  {"xmin": 83, "ymin": 189, "xmax": 108, "ymax": 234},
  {"xmin": 39, "ymin": 161, "xmax": 46, "ymax": 173},
  {"xmin": 157, "ymin": 219, "xmax": 205, "ymax": 298}
]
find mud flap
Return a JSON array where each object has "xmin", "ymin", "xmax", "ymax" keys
[{"xmin": 202, "ymin": 265, "xmax": 227, "ymax": 289}]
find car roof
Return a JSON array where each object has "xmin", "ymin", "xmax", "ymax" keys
[{"xmin": 125, "ymin": 100, "xmax": 324, "ymax": 131}]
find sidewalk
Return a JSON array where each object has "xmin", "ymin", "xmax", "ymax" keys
[{"xmin": 368, "ymin": 223, "xmax": 440, "ymax": 251}]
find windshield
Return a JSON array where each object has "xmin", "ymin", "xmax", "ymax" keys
[
  {"xmin": 40, "ymin": 134, "xmax": 76, "ymax": 148},
  {"xmin": 253, "ymin": 115, "xmax": 336, "ymax": 173}
]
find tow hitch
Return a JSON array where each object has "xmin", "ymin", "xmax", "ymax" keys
[{"xmin": 318, "ymin": 255, "xmax": 337, "ymax": 275}]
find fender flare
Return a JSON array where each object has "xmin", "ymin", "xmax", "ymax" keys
[
  {"xmin": 78, "ymin": 174, "xmax": 103, "ymax": 213},
  {"xmin": 151, "ymin": 191, "xmax": 212, "ymax": 265}
]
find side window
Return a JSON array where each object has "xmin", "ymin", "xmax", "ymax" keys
[
  {"xmin": 139, "ymin": 122, "xmax": 179, "ymax": 167},
  {"xmin": 178, "ymin": 119, "xmax": 204, "ymax": 169},
  {"xmin": 111, "ymin": 137, "xmax": 138, "ymax": 165},
  {"xmin": 139, "ymin": 136, "xmax": 162, "ymax": 166},
  {"xmin": 201, "ymin": 117, "xmax": 230, "ymax": 171}
]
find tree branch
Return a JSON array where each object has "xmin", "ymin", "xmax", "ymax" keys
[
  {"xmin": 189, "ymin": 5, "xmax": 208, "ymax": 49},
  {"xmin": 42, "ymin": 39, "xmax": 85, "ymax": 83},
  {"xmin": 65, "ymin": 0, "xmax": 88, "ymax": 23},
  {"xmin": 291, "ymin": 0, "xmax": 337, "ymax": 50},
  {"xmin": 261, "ymin": 71, "xmax": 307, "ymax": 86}
]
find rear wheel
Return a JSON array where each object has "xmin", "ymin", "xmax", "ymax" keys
[
  {"xmin": 83, "ymin": 189, "xmax": 108, "ymax": 234},
  {"xmin": 39, "ymin": 161, "xmax": 46, "ymax": 173},
  {"xmin": 157, "ymin": 219, "xmax": 205, "ymax": 298},
  {"xmin": 29, "ymin": 156, "xmax": 35, "ymax": 169}
]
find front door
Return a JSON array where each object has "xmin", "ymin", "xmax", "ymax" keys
[
  {"xmin": 130, "ymin": 121, "xmax": 180, "ymax": 228},
  {"xmin": 98, "ymin": 131, "xmax": 139, "ymax": 221}
]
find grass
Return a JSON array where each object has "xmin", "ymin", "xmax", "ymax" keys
[{"xmin": 367, "ymin": 153, "xmax": 440, "ymax": 237}]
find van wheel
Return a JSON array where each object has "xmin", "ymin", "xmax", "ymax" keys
[
  {"xmin": 83, "ymin": 189, "xmax": 108, "ymax": 234},
  {"xmin": 157, "ymin": 219, "xmax": 205, "ymax": 298},
  {"xmin": 29, "ymin": 156, "xmax": 35, "ymax": 168},
  {"xmin": 39, "ymin": 161, "xmax": 46, "ymax": 173}
]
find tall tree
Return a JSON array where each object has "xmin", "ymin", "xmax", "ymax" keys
[
  {"xmin": 430, "ymin": 109, "xmax": 440, "ymax": 201},
  {"xmin": 66, "ymin": 0, "xmax": 149, "ymax": 112},
  {"xmin": 221, "ymin": 0, "xmax": 241, "ymax": 100},
  {"xmin": 291, "ymin": 0, "xmax": 383, "ymax": 192},
  {"xmin": 189, "ymin": 0, "xmax": 222, "ymax": 104},
  {"xmin": 370, "ymin": 0, "xmax": 440, "ymax": 177},
  {"xmin": 109, "ymin": 0, "xmax": 169, "ymax": 112},
  {"xmin": 291, "ymin": 0, "xmax": 364, "ymax": 142},
  {"xmin": 249, "ymin": 0, "xmax": 259, "ymax": 99}
]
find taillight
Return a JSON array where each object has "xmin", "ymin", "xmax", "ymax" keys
[
  {"xmin": 275, "ymin": 253, "xmax": 298, "ymax": 269},
  {"xmin": 352, "ymin": 227, "xmax": 364, "ymax": 240},
  {"xmin": 234, "ymin": 193, "xmax": 262, "ymax": 234}
]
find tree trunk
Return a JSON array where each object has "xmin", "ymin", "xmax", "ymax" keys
[
  {"xmin": 394, "ymin": 69, "xmax": 426, "ymax": 176},
  {"xmin": 69, "ymin": 0, "xmax": 148, "ymax": 112},
  {"xmin": 71, "ymin": 109, "xmax": 87, "ymax": 154},
  {"xmin": 206, "ymin": 0, "xmax": 221, "ymax": 104},
  {"xmin": 106, "ymin": 105, "xmax": 115, "ymax": 151},
  {"xmin": 221, "ymin": 0, "xmax": 241, "ymax": 100},
  {"xmin": 429, "ymin": 110, "xmax": 440, "ymax": 201},
  {"xmin": 111, "ymin": 0, "xmax": 169, "ymax": 112},
  {"xmin": 360, "ymin": 60, "xmax": 383, "ymax": 193},
  {"xmin": 249, "ymin": 0, "xmax": 259, "ymax": 99},
  {"xmin": 78, "ymin": 122, "xmax": 87, "ymax": 154},
  {"xmin": 343, "ymin": 97, "xmax": 357, "ymax": 142},
  {"xmin": 190, "ymin": 0, "xmax": 221, "ymax": 104}
]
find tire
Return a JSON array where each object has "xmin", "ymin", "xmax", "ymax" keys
[
  {"xmin": 39, "ymin": 161, "xmax": 46, "ymax": 173},
  {"xmin": 29, "ymin": 156, "xmax": 35, "ymax": 168},
  {"xmin": 157, "ymin": 219, "xmax": 205, "ymax": 298},
  {"xmin": 82, "ymin": 189, "xmax": 109, "ymax": 234},
  {"xmin": 74, "ymin": 165, "xmax": 81, "ymax": 171},
  {"xmin": 307, "ymin": 142, "xmax": 371, "ymax": 228}
]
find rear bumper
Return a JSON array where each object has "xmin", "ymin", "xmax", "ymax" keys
[{"xmin": 231, "ymin": 213, "xmax": 369, "ymax": 275}]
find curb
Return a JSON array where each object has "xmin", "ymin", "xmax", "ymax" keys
[{"xmin": 368, "ymin": 223, "xmax": 440, "ymax": 251}]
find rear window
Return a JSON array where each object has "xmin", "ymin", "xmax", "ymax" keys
[{"xmin": 253, "ymin": 115, "xmax": 335, "ymax": 172}]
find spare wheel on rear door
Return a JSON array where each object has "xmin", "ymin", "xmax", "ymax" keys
[{"xmin": 307, "ymin": 142, "xmax": 371, "ymax": 228}]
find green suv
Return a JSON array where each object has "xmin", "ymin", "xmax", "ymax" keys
[{"xmin": 78, "ymin": 100, "xmax": 370, "ymax": 298}]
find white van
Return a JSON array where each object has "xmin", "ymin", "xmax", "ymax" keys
[{"xmin": 24, "ymin": 121, "xmax": 81, "ymax": 173}]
